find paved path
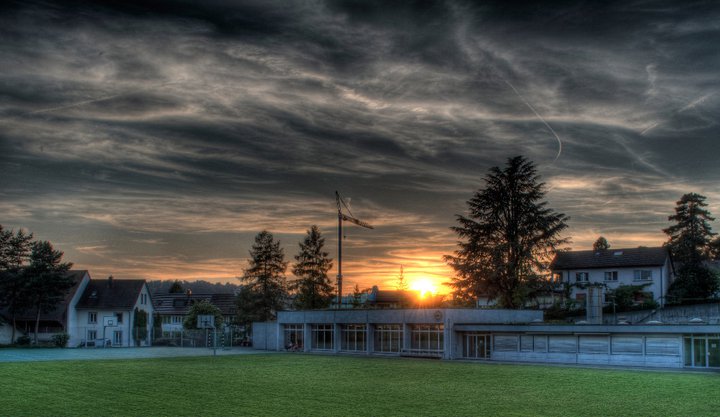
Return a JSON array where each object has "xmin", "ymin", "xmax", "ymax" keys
[{"xmin": 0, "ymin": 347, "xmax": 274, "ymax": 363}]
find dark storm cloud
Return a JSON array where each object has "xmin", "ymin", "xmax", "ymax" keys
[{"xmin": 1, "ymin": 0, "xmax": 719, "ymax": 285}]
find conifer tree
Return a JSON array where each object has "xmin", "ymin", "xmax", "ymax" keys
[
  {"xmin": 663, "ymin": 193, "xmax": 716, "ymax": 264},
  {"xmin": 290, "ymin": 226, "xmax": 334, "ymax": 310},
  {"xmin": 0, "ymin": 226, "xmax": 34, "ymax": 343},
  {"xmin": 237, "ymin": 231, "xmax": 287, "ymax": 323},
  {"xmin": 445, "ymin": 156, "xmax": 569, "ymax": 308},
  {"xmin": 663, "ymin": 193, "xmax": 719, "ymax": 303}
]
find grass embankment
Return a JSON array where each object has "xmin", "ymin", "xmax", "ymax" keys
[{"xmin": 0, "ymin": 354, "xmax": 717, "ymax": 416}]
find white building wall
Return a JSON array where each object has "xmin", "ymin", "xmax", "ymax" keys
[
  {"xmin": 65, "ymin": 272, "xmax": 91, "ymax": 347},
  {"xmin": 75, "ymin": 310, "xmax": 132, "ymax": 346},
  {"xmin": 0, "ymin": 322, "xmax": 14, "ymax": 344},
  {"xmin": 131, "ymin": 284, "xmax": 154, "ymax": 346},
  {"xmin": 564, "ymin": 264, "xmax": 669, "ymax": 307}
]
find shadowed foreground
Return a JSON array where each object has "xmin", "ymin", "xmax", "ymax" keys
[{"xmin": 0, "ymin": 354, "xmax": 717, "ymax": 416}]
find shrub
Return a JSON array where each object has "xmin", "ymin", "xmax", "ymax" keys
[
  {"xmin": 51, "ymin": 333, "xmax": 70, "ymax": 348},
  {"xmin": 16, "ymin": 335, "xmax": 31, "ymax": 346}
]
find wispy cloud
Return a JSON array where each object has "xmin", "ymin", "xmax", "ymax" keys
[{"xmin": 2, "ymin": 1, "xmax": 720, "ymax": 291}]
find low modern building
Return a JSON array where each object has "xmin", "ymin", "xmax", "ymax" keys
[
  {"xmin": 550, "ymin": 247, "xmax": 674, "ymax": 307},
  {"xmin": 253, "ymin": 308, "xmax": 720, "ymax": 369}
]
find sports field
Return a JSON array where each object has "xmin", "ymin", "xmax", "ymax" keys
[{"xmin": 1, "ymin": 353, "xmax": 717, "ymax": 416}]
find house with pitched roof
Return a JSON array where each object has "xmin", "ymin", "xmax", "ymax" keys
[
  {"xmin": 152, "ymin": 292, "xmax": 237, "ymax": 335},
  {"xmin": 0, "ymin": 270, "xmax": 91, "ymax": 344},
  {"xmin": 550, "ymin": 247, "xmax": 674, "ymax": 307},
  {"xmin": 73, "ymin": 276, "xmax": 154, "ymax": 347}
]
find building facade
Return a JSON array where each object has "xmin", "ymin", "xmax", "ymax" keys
[
  {"xmin": 73, "ymin": 276, "xmax": 154, "ymax": 347},
  {"xmin": 253, "ymin": 308, "xmax": 720, "ymax": 369},
  {"xmin": 550, "ymin": 247, "xmax": 674, "ymax": 307},
  {"xmin": 0, "ymin": 272, "xmax": 154, "ymax": 347}
]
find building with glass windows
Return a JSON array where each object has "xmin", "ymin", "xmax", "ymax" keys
[{"xmin": 252, "ymin": 309, "xmax": 720, "ymax": 369}]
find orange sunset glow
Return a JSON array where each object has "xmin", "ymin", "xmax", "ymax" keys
[{"xmin": 3, "ymin": 0, "xmax": 714, "ymax": 306}]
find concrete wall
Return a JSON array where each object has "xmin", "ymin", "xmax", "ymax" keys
[
  {"xmin": 252, "ymin": 322, "xmax": 279, "ymax": 351},
  {"xmin": 487, "ymin": 332, "xmax": 684, "ymax": 368}
]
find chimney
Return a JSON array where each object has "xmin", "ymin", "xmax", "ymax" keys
[{"xmin": 108, "ymin": 275, "xmax": 113, "ymax": 288}]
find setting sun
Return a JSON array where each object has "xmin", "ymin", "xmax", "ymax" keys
[{"xmin": 410, "ymin": 279, "xmax": 437, "ymax": 298}]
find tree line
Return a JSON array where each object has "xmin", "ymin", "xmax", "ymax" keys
[
  {"xmin": 445, "ymin": 155, "xmax": 720, "ymax": 309},
  {"xmin": 235, "ymin": 225, "xmax": 335, "ymax": 326},
  {"xmin": 0, "ymin": 226, "xmax": 74, "ymax": 343}
]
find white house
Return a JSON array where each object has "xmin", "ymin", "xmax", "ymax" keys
[
  {"xmin": 73, "ymin": 276, "xmax": 154, "ymax": 347},
  {"xmin": 550, "ymin": 247, "xmax": 674, "ymax": 307},
  {"xmin": 1, "ymin": 272, "xmax": 154, "ymax": 347}
]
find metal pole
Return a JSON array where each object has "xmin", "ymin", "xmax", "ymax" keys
[{"xmin": 337, "ymin": 209, "xmax": 343, "ymax": 308}]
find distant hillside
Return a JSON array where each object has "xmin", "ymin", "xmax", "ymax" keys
[{"xmin": 148, "ymin": 280, "xmax": 240, "ymax": 295}]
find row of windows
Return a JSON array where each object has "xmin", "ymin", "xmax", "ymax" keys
[
  {"xmin": 492, "ymin": 334, "xmax": 680, "ymax": 356},
  {"xmin": 575, "ymin": 270, "xmax": 653, "ymax": 282},
  {"xmin": 162, "ymin": 315, "xmax": 184, "ymax": 324},
  {"xmin": 285, "ymin": 324, "xmax": 440, "ymax": 353},
  {"xmin": 87, "ymin": 312, "xmax": 124, "ymax": 325},
  {"xmin": 86, "ymin": 330, "xmax": 123, "ymax": 345}
]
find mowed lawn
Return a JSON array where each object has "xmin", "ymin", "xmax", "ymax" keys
[{"xmin": 1, "ymin": 354, "xmax": 718, "ymax": 417}]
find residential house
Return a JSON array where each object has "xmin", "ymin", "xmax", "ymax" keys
[
  {"xmin": 153, "ymin": 292, "xmax": 237, "ymax": 335},
  {"xmin": 550, "ymin": 247, "xmax": 674, "ymax": 307},
  {"xmin": 73, "ymin": 276, "xmax": 154, "ymax": 347},
  {"xmin": 0, "ymin": 270, "xmax": 91, "ymax": 344}
]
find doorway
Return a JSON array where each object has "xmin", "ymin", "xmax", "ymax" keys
[
  {"xmin": 684, "ymin": 335, "xmax": 720, "ymax": 368},
  {"xmin": 462, "ymin": 333, "xmax": 490, "ymax": 359}
]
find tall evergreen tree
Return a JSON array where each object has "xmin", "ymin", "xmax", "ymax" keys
[
  {"xmin": 289, "ymin": 226, "xmax": 334, "ymax": 310},
  {"xmin": 0, "ymin": 226, "xmax": 34, "ymax": 342},
  {"xmin": 663, "ymin": 193, "xmax": 719, "ymax": 303},
  {"xmin": 444, "ymin": 156, "xmax": 569, "ymax": 308},
  {"xmin": 709, "ymin": 237, "xmax": 720, "ymax": 261},
  {"xmin": 663, "ymin": 193, "xmax": 716, "ymax": 264},
  {"xmin": 237, "ymin": 231, "xmax": 287, "ymax": 323},
  {"xmin": 593, "ymin": 236, "xmax": 610, "ymax": 251},
  {"xmin": 26, "ymin": 240, "xmax": 74, "ymax": 343}
]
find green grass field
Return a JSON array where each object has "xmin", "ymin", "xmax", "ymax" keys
[{"xmin": 1, "ymin": 354, "xmax": 717, "ymax": 416}]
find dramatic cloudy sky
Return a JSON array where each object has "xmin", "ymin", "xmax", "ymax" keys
[{"xmin": 1, "ymin": 0, "xmax": 719, "ymax": 293}]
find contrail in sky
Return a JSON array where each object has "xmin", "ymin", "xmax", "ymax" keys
[
  {"xmin": 24, "ymin": 93, "xmax": 127, "ymax": 116},
  {"xmin": 17, "ymin": 80, "xmax": 182, "ymax": 117},
  {"xmin": 503, "ymin": 79, "xmax": 563, "ymax": 162}
]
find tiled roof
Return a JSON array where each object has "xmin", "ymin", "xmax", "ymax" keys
[
  {"xmin": 76, "ymin": 278, "xmax": 145, "ymax": 310},
  {"xmin": 152, "ymin": 293, "xmax": 237, "ymax": 316},
  {"xmin": 550, "ymin": 247, "xmax": 670, "ymax": 270}
]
